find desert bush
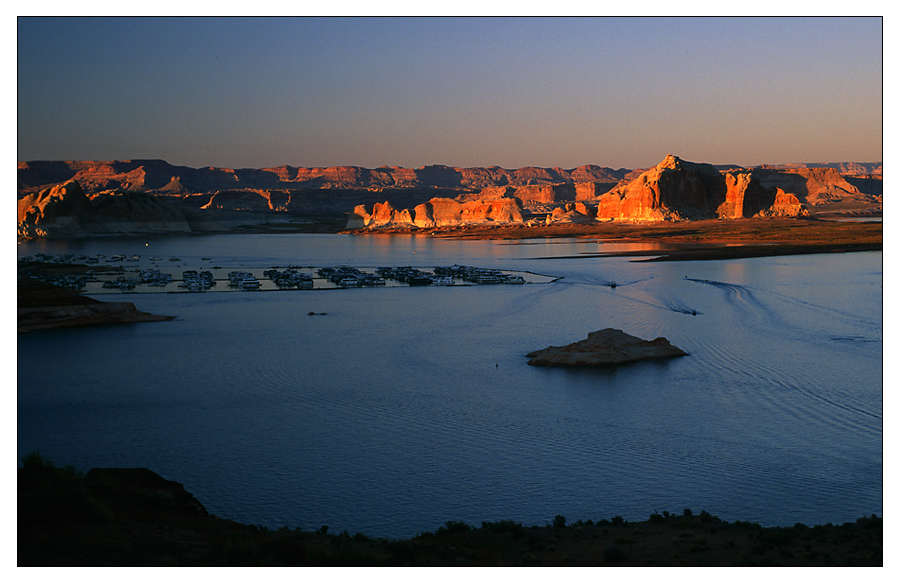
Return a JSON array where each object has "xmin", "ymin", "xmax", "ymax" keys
[
  {"xmin": 19, "ymin": 451, "xmax": 90, "ymax": 519},
  {"xmin": 649, "ymin": 513, "xmax": 664, "ymax": 524},
  {"xmin": 437, "ymin": 520, "xmax": 471, "ymax": 535},
  {"xmin": 22, "ymin": 450, "xmax": 53, "ymax": 468},
  {"xmin": 552, "ymin": 515, "xmax": 566, "ymax": 529},
  {"xmin": 483, "ymin": 520, "xmax": 526, "ymax": 537}
]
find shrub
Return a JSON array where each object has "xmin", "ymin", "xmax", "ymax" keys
[
  {"xmin": 649, "ymin": 513, "xmax": 664, "ymax": 524},
  {"xmin": 22, "ymin": 450, "xmax": 53, "ymax": 468},
  {"xmin": 437, "ymin": 520, "xmax": 471, "ymax": 535},
  {"xmin": 19, "ymin": 451, "xmax": 90, "ymax": 519},
  {"xmin": 484, "ymin": 520, "xmax": 526, "ymax": 537},
  {"xmin": 611, "ymin": 515, "xmax": 625, "ymax": 526},
  {"xmin": 553, "ymin": 515, "xmax": 566, "ymax": 529}
]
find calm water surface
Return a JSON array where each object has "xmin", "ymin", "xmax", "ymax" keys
[{"xmin": 18, "ymin": 234, "xmax": 882, "ymax": 538}]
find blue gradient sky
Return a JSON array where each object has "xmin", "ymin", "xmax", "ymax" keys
[{"xmin": 17, "ymin": 16, "xmax": 883, "ymax": 170}]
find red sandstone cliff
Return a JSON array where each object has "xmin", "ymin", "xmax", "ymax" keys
[
  {"xmin": 347, "ymin": 197, "xmax": 524, "ymax": 230},
  {"xmin": 584, "ymin": 155, "xmax": 811, "ymax": 223},
  {"xmin": 17, "ymin": 180, "xmax": 191, "ymax": 239},
  {"xmin": 596, "ymin": 155, "xmax": 729, "ymax": 221},
  {"xmin": 17, "ymin": 158, "xmax": 878, "ymax": 235}
]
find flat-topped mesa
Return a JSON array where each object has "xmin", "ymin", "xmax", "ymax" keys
[{"xmin": 526, "ymin": 328, "xmax": 688, "ymax": 367}]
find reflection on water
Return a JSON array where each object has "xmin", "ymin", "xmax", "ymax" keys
[{"xmin": 17, "ymin": 235, "xmax": 882, "ymax": 538}]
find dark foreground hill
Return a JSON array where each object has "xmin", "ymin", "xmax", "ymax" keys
[{"xmin": 18, "ymin": 457, "xmax": 882, "ymax": 566}]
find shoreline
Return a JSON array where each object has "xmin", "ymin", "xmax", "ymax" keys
[
  {"xmin": 342, "ymin": 217, "xmax": 882, "ymax": 261},
  {"xmin": 18, "ymin": 462, "xmax": 882, "ymax": 566},
  {"xmin": 17, "ymin": 277, "xmax": 175, "ymax": 333},
  {"xmin": 17, "ymin": 218, "xmax": 881, "ymax": 331}
]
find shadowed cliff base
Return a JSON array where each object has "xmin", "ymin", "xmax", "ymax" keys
[
  {"xmin": 17, "ymin": 458, "xmax": 882, "ymax": 567},
  {"xmin": 348, "ymin": 218, "xmax": 881, "ymax": 261}
]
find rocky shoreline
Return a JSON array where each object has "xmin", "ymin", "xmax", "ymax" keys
[
  {"xmin": 17, "ymin": 459, "xmax": 882, "ymax": 566},
  {"xmin": 17, "ymin": 276, "xmax": 174, "ymax": 333}
]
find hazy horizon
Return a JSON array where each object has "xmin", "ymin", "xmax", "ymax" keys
[
  {"xmin": 17, "ymin": 17, "xmax": 883, "ymax": 170},
  {"xmin": 14, "ymin": 155, "xmax": 885, "ymax": 171}
]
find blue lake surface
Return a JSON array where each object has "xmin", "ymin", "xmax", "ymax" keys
[{"xmin": 17, "ymin": 234, "xmax": 883, "ymax": 538}]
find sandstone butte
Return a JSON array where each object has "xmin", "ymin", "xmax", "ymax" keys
[
  {"xmin": 16, "ymin": 155, "xmax": 881, "ymax": 238},
  {"xmin": 345, "ymin": 154, "xmax": 877, "ymax": 230},
  {"xmin": 526, "ymin": 328, "xmax": 688, "ymax": 367}
]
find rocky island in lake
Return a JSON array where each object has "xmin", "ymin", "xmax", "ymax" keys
[{"xmin": 527, "ymin": 329, "xmax": 688, "ymax": 367}]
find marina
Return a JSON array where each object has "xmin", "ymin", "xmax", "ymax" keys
[{"xmin": 18, "ymin": 252, "xmax": 557, "ymax": 295}]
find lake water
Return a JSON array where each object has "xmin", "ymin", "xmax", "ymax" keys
[{"xmin": 17, "ymin": 234, "xmax": 883, "ymax": 538}]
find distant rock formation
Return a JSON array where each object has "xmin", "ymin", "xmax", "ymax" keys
[
  {"xmin": 17, "ymin": 179, "xmax": 192, "ymax": 238},
  {"xmin": 16, "ymin": 159, "xmax": 630, "ymax": 196},
  {"xmin": 717, "ymin": 172, "xmax": 809, "ymax": 219},
  {"xmin": 596, "ymin": 155, "xmax": 728, "ymax": 221},
  {"xmin": 16, "ymin": 158, "xmax": 879, "ymax": 232},
  {"xmin": 753, "ymin": 167, "xmax": 867, "ymax": 205},
  {"xmin": 586, "ymin": 155, "xmax": 810, "ymax": 223},
  {"xmin": 526, "ymin": 328, "xmax": 688, "ymax": 367},
  {"xmin": 347, "ymin": 197, "xmax": 525, "ymax": 230},
  {"xmin": 545, "ymin": 202, "xmax": 598, "ymax": 224}
]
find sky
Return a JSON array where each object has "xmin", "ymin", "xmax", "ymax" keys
[{"xmin": 17, "ymin": 16, "xmax": 884, "ymax": 170}]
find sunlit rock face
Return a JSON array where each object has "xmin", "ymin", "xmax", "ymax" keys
[
  {"xmin": 717, "ymin": 173, "xmax": 809, "ymax": 219},
  {"xmin": 718, "ymin": 172, "xmax": 770, "ymax": 218},
  {"xmin": 17, "ymin": 180, "xmax": 95, "ymax": 238},
  {"xmin": 594, "ymin": 155, "xmax": 810, "ymax": 222},
  {"xmin": 17, "ymin": 179, "xmax": 191, "ymax": 238},
  {"xmin": 202, "ymin": 189, "xmax": 278, "ymax": 212},
  {"xmin": 346, "ymin": 156, "xmax": 814, "ymax": 229},
  {"xmin": 596, "ymin": 155, "xmax": 727, "ymax": 221},
  {"xmin": 346, "ymin": 197, "xmax": 525, "ymax": 230},
  {"xmin": 755, "ymin": 189, "xmax": 809, "ymax": 218}
]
